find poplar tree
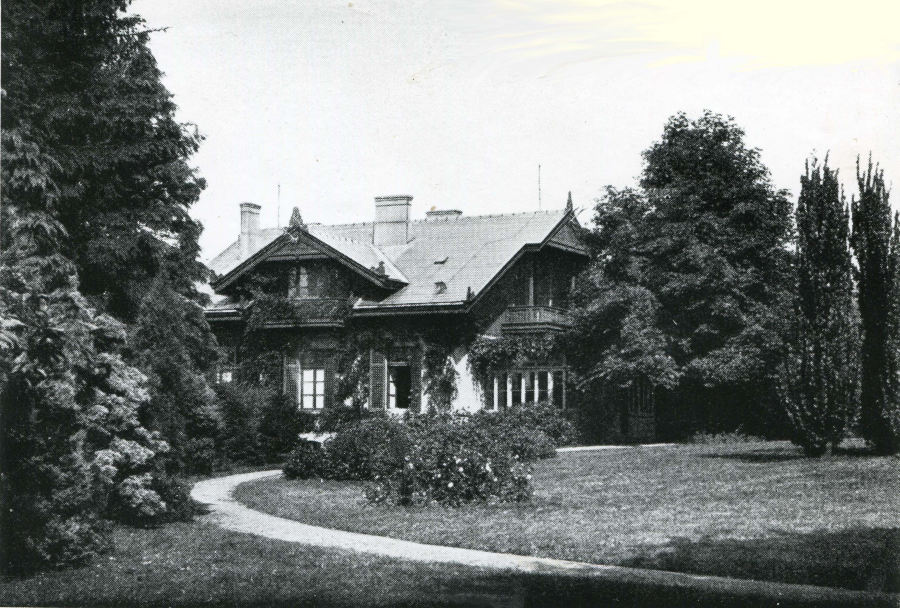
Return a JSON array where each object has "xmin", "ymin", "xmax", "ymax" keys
[
  {"xmin": 850, "ymin": 158, "xmax": 899, "ymax": 454},
  {"xmin": 783, "ymin": 158, "xmax": 857, "ymax": 455}
]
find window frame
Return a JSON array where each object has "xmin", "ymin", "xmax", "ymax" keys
[{"xmin": 486, "ymin": 367, "xmax": 566, "ymax": 409}]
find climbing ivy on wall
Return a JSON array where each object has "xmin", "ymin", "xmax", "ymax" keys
[
  {"xmin": 228, "ymin": 270, "xmax": 463, "ymax": 412},
  {"xmin": 467, "ymin": 334, "xmax": 561, "ymax": 387}
]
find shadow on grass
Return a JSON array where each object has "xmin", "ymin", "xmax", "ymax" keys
[
  {"xmin": 699, "ymin": 443, "xmax": 884, "ymax": 463},
  {"xmin": 699, "ymin": 451, "xmax": 808, "ymax": 463},
  {"xmin": 620, "ymin": 527, "xmax": 900, "ymax": 593}
]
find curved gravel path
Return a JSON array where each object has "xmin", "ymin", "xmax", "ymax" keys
[{"xmin": 191, "ymin": 469, "xmax": 896, "ymax": 608}]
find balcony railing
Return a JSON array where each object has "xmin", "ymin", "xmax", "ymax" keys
[
  {"xmin": 261, "ymin": 298, "xmax": 351, "ymax": 328},
  {"xmin": 500, "ymin": 305, "xmax": 573, "ymax": 334}
]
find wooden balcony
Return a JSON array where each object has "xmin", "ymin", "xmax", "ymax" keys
[
  {"xmin": 500, "ymin": 305, "xmax": 573, "ymax": 334},
  {"xmin": 261, "ymin": 298, "xmax": 351, "ymax": 328}
]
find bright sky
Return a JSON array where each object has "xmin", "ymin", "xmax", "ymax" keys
[{"xmin": 131, "ymin": 0, "xmax": 900, "ymax": 261}]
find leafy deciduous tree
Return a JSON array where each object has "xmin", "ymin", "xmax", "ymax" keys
[{"xmin": 569, "ymin": 112, "xmax": 794, "ymax": 437}]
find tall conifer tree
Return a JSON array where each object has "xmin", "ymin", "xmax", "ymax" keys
[
  {"xmin": 784, "ymin": 158, "xmax": 857, "ymax": 455},
  {"xmin": 850, "ymin": 158, "xmax": 899, "ymax": 454},
  {"xmin": 3, "ymin": 0, "xmax": 220, "ymax": 472}
]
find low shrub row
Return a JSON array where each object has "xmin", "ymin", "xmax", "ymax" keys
[
  {"xmin": 367, "ymin": 418, "xmax": 533, "ymax": 506},
  {"xmin": 284, "ymin": 404, "xmax": 574, "ymax": 506}
]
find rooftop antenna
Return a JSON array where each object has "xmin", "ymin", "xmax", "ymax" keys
[
  {"xmin": 538, "ymin": 164, "xmax": 542, "ymax": 211},
  {"xmin": 277, "ymin": 183, "xmax": 281, "ymax": 228}
]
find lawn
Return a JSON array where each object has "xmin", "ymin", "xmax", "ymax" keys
[
  {"xmin": 235, "ymin": 441, "xmax": 900, "ymax": 592},
  {"xmin": 0, "ymin": 521, "xmax": 528, "ymax": 608}
]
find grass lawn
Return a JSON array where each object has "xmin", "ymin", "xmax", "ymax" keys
[
  {"xmin": 0, "ymin": 521, "xmax": 528, "ymax": 608},
  {"xmin": 235, "ymin": 441, "xmax": 900, "ymax": 592}
]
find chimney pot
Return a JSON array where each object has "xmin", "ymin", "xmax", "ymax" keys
[
  {"xmin": 373, "ymin": 195, "xmax": 412, "ymax": 247},
  {"xmin": 239, "ymin": 202, "xmax": 261, "ymax": 259}
]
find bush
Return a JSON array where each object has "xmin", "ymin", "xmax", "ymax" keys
[
  {"xmin": 316, "ymin": 404, "xmax": 385, "ymax": 433},
  {"xmin": 150, "ymin": 472, "xmax": 196, "ymax": 523},
  {"xmin": 258, "ymin": 394, "xmax": 317, "ymax": 461},
  {"xmin": 367, "ymin": 417, "xmax": 533, "ymax": 506},
  {"xmin": 689, "ymin": 428, "xmax": 760, "ymax": 445},
  {"xmin": 283, "ymin": 440, "xmax": 325, "ymax": 480},
  {"xmin": 472, "ymin": 401, "xmax": 577, "ymax": 460},
  {"xmin": 321, "ymin": 418, "xmax": 413, "ymax": 481},
  {"xmin": 215, "ymin": 383, "xmax": 269, "ymax": 463},
  {"xmin": 181, "ymin": 437, "xmax": 218, "ymax": 476},
  {"xmin": 492, "ymin": 424, "xmax": 557, "ymax": 461}
]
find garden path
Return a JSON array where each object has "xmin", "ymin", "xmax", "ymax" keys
[{"xmin": 190, "ymin": 465, "xmax": 895, "ymax": 608}]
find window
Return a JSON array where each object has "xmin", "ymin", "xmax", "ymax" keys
[
  {"xmin": 289, "ymin": 263, "xmax": 345, "ymax": 299},
  {"xmin": 496, "ymin": 373, "xmax": 508, "ymax": 410},
  {"xmin": 300, "ymin": 368, "xmax": 325, "ymax": 409},
  {"xmin": 215, "ymin": 346, "xmax": 238, "ymax": 384},
  {"xmin": 297, "ymin": 266, "xmax": 311, "ymax": 298},
  {"xmin": 511, "ymin": 373, "xmax": 522, "ymax": 405},
  {"xmin": 537, "ymin": 371, "xmax": 549, "ymax": 402},
  {"xmin": 285, "ymin": 352, "xmax": 331, "ymax": 410},
  {"xmin": 388, "ymin": 365, "xmax": 412, "ymax": 409},
  {"xmin": 485, "ymin": 368, "xmax": 566, "ymax": 409}
]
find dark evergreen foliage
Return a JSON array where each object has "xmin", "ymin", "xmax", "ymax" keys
[
  {"xmin": 3, "ymin": 0, "xmax": 218, "ymax": 473},
  {"xmin": 783, "ymin": 157, "xmax": 857, "ymax": 455},
  {"xmin": 2, "ymin": 0, "xmax": 215, "ymax": 570},
  {"xmin": 3, "ymin": 0, "xmax": 208, "ymax": 321},
  {"xmin": 851, "ymin": 158, "xmax": 900, "ymax": 454}
]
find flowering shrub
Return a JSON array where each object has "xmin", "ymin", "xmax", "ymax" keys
[
  {"xmin": 283, "ymin": 440, "xmax": 324, "ymax": 480},
  {"xmin": 367, "ymin": 417, "xmax": 533, "ymax": 506},
  {"xmin": 321, "ymin": 418, "xmax": 413, "ymax": 481},
  {"xmin": 471, "ymin": 401, "xmax": 576, "ymax": 461}
]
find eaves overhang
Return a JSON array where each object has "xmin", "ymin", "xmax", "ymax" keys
[{"xmin": 211, "ymin": 226, "xmax": 407, "ymax": 292}]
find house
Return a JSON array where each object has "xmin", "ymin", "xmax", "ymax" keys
[{"xmin": 205, "ymin": 194, "xmax": 626, "ymax": 422}]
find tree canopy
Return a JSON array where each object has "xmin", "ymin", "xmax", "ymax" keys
[
  {"xmin": 3, "ymin": 0, "xmax": 208, "ymax": 320},
  {"xmin": 569, "ymin": 111, "xmax": 794, "ymax": 436},
  {"xmin": 2, "ymin": 0, "xmax": 213, "ymax": 570}
]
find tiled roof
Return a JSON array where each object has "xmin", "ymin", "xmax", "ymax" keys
[{"xmin": 206, "ymin": 208, "xmax": 582, "ymax": 310}]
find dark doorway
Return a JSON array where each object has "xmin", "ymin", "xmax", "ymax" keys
[{"xmin": 389, "ymin": 364, "xmax": 412, "ymax": 410}]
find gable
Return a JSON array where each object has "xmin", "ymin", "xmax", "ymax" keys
[
  {"xmin": 546, "ymin": 219, "xmax": 588, "ymax": 255},
  {"xmin": 266, "ymin": 235, "xmax": 327, "ymax": 260},
  {"xmin": 211, "ymin": 227, "xmax": 406, "ymax": 292}
]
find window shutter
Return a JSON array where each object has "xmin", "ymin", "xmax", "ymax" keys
[
  {"xmin": 283, "ymin": 355, "xmax": 300, "ymax": 407},
  {"xmin": 324, "ymin": 354, "xmax": 336, "ymax": 409},
  {"xmin": 410, "ymin": 347, "xmax": 423, "ymax": 413},
  {"xmin": 369, "ymin": 349, "xmax": 387, "ymax": 410}
]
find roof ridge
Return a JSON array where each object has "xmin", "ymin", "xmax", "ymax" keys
[{"xmin": 313, "ymin": 208, "xmax": 564, "ymax": 230}]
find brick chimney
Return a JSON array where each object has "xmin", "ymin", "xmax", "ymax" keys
[
  {"xmin": 373, "ymin": 195, "xmax": 412, "ymax": 247},
  {"xmin": 239, "ymin": 202, "xmax": 261, "ymax": 259}
]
